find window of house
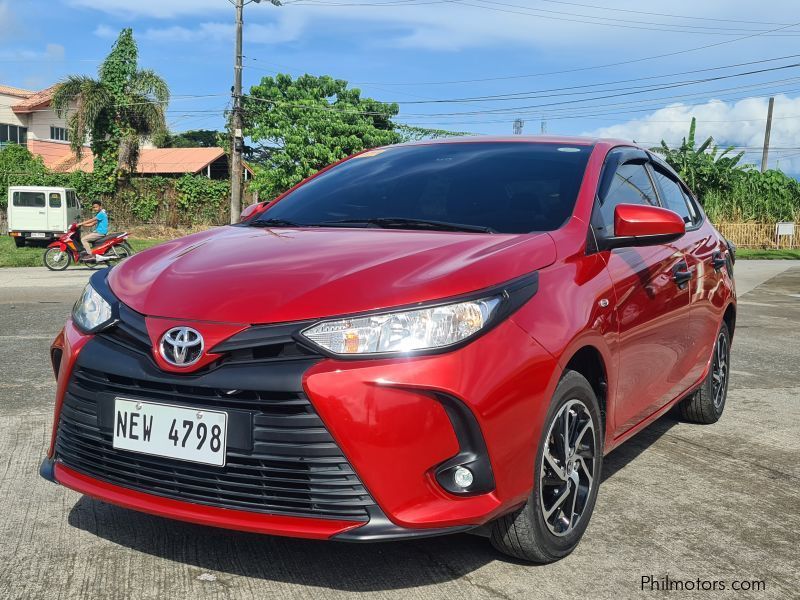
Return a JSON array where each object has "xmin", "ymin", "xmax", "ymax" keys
[
  {"xmin": 12, "ymin": 191, "xmax": 45, "ymax": 207},
  {"xmin": 50, "ymin": 126, "xmax": 69, "ymax": 142},
  {"xmin": 49, "ymin": 193, "xmax": 62, "ymax": 208},
  {"xmin": 0, "ymin": 124, "xmax": 28, "ymax": 145}
]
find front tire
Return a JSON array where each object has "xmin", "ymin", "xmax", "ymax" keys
[
  {"xmin": 43, "ymin": 247, "xmax": 71, "ymax": 271},
  {"xmin": 490, "ymin": 370, "xmax": 603, "ymax": 563},
  {"xmin": 678, "ymin": 322, "xmax": 731, "ymax": 424}
]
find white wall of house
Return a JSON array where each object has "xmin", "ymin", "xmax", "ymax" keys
[
  {"xmin": 27, "ymin": 107, "xmax": 69, "ymax": 141},
  {"xmin": 0, "ymin": 93, "xmax": 29, "ymax": 129}
]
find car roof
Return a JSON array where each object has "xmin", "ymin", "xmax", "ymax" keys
[{"xmin": 388, "ymin": 134, "xmax": 641, "ymax": 149}]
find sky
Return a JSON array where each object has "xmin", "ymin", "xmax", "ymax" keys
[{"xmin": 3, "ymin": 0, "xmax": 800, "ymax": 171}]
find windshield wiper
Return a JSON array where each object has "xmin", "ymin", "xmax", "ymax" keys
[
  {"xmin": 249, "ymin": 218, "xmax": 305, "ymax": 228},
  {"xmin": 317, "ymin": 218, "xmax": 496, "ymax": 234}
]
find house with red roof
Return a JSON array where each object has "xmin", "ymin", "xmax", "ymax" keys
[{"xmin": 1, "ymin": 84, "xmax": 244, "ymax": 180}]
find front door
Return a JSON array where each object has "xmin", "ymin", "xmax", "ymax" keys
[{"xmin": 593, "ymin": 155, "xmax": 692, "ymax": 437}]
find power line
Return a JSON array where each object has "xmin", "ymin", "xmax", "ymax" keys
[
  {"xmin": 350, "ymin": 19, "xmax": 800, "ymax": 85},
  {"xmin": 445, "ymin": 0, "xmax": 800, "ymax": 36}
]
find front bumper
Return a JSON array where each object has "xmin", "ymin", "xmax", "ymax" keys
[{"xmin": 44, "ymin": 303, "xmax": 559, "ymax": 540}]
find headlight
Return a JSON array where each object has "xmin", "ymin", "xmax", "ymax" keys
[
  {"xmin": 301, "ymin": 296, "xmax": 502, "ymax": 355},
  {"xmin": 72, "ymin": 284, "xmax": 114, "ymax": 333}
]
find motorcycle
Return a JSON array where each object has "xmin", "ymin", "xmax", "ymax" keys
[{"xmin": 43, "ymin": 223, "xmax": 134, "ymax": 271}]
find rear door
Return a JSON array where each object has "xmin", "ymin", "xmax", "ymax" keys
[
  {"xmin": 10, "ymin": 190, "xmax": 47, "ymax": 233},
  {"xmin": 650, "ymin": 164, "xmax": 720, "ymax": 387},
  {"xmin": 593, "ymin": 150, "xmax": 692, "ymax": 437},
  {"xmin": 47, "ymin": 190, "xmax": 65, "ymax": 232}
]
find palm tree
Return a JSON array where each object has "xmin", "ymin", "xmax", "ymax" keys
[{"xmin": 52, "ymin": 28, "xmax": 169, "ymax": 178}]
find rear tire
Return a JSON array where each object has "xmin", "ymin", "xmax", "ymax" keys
[
  {"xmin": 43, "ymin": 248, "xmax": 71, "ymax": 271},
  {"xmin": 13, "ymin": 237, "xmax": 25, "ymax": 248},
  {"xmin": 678, "ymin": 322, "xmax": 731, "ymax": 424},
  {"xmin": 490, "ymin": 370, "xmax": 603, "ymax": 563},
  {"xmin": 102, "ymin": 241, "xmax": 134, "ymax": 267}
]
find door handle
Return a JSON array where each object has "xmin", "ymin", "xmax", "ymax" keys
[
  {"xmin": 711, "ymin": 251, "xmax": 726, "ymax": 271},
  {"xmin": 673, "ymin": 261, "xmax": 693, "ymax": 289}
]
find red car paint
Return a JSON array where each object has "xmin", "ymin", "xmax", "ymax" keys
[{"xmin": 44, "ymin": 137, "xmax": 736, "ymax": 541}]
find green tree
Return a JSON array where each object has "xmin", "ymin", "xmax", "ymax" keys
[
  {"xmin": 0, "ymin": 144, "xmax": 52, "ymax": 209},
  {"xmin": 244, "ymin": 73, "xmax": 400, "ymax": 198},
  {"xmin": 155, "ymin": 129, "xmax": 222, "ymax": 148},
  {"xmin": 51, "ymin": 28, "xmax": 170, "ymax": 191},
  {"xmin": 396, "ymin": 124, "xmax": 473, "ymax": 142},
  {"xmin": 651, "ymin": 117, "xmax": 747, "ymax": 200}
]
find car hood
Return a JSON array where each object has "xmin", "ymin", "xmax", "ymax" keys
[{"xmin": 108, "ymin": 225, "xmax": 557, "ymax": 324}]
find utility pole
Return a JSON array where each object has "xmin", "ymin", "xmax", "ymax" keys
[
  {"xmin": 230, "ymin": 0, "xmax": 281, "ymax": 224},
  {"xmin": 761, "ymin": 96, "xmax": 774, "ymax": 173},
  {"xmin": 230, "ymin": 0, "xmax": 245, "ymax": 224}
]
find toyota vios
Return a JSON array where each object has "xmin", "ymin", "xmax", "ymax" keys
[{"xmin": 41, "ymin": 137, "xmax": 735, "ymax": 562}]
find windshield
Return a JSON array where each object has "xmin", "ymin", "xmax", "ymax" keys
[{"xmin": 253, "ymin": 142, "xmax": 593, "ymax": 234}]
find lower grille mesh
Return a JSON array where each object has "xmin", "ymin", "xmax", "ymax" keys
[{"xmin": 55, "ymin": 366, "xmax": 375, "ymax": 521}]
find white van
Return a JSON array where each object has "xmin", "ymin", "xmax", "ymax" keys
[{"xmin": 7, "ymin": 186, "xmax": 83, "ymax": 247}]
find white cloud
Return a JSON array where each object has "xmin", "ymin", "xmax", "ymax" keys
[
  {"xmin": 72, "ymin": 1, "xmax": 800, "ymax": 52},
  {"xmin": 0, "ymin": 1, "xmax": 15, "ymax": 37},
  {"xmin": 69, "ymin": 0, "xmax": 227, "ymax": 19},
  {"xmin": 584, "ymin": 94, "xmax": 800, "ymax": 172}
]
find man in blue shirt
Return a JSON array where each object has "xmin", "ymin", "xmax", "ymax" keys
[{"xmin": 79, "ymin": 201, "xmax": 109, "ymax": 256}]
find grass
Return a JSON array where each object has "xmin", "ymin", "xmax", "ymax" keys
[
  {"xmin": 735, "ymin": 248, "xmax": 800, "ymax": 260},
  {"xmin": 0, "ymin": 236, "xmax": 167, "ymax": 268}
]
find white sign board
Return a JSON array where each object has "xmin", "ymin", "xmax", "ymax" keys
[{"xmin": 776, "ymin": 222, "xmax": 795, "ymax": 237}]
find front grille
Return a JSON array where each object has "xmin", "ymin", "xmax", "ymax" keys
[{"xmin": 55, "ymin": 363, "xmax": 376, "ymax": 521}]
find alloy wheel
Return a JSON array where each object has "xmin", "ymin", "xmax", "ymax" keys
[
  {"xmin": 712, "ymin": 332, "xmax": 729, "ymax": 409},
  {"xmin": 539, "ymin": 399, "xmax": 597, "ymax": 537}
]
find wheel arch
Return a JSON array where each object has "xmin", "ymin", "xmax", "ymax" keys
[
  {"xmin": 563, "ymin": 345, "xmax": 608, "ymax": 436},
  {"xmin": 723, "ymin": 302, "xmax": 736, "ymax": 340}
]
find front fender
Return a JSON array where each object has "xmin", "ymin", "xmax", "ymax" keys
[{"xmin": 47, "ymin": 241, "xmax": 67, "ymax": 250}]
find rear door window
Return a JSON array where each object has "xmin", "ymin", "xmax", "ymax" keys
[
  {"xmin": 49, "ymin": 193, "xmax": 62, "ymax": 208},
  {"xmin": 12, "ymin": 192, "xmax": 45, "ymax": 208}
]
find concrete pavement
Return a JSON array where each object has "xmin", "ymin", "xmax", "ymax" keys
[{"xmin": 0, "ymin": 261, "xmax": 798, "ymax": 599}]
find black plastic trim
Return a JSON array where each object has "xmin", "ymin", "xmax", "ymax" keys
[
  {"xmin": 296, "ymin": 271, "xmax": 539, "ymax": 360},
  {"xmin": 430, "ymin": 392, "xmax": 495, "ymax": 496},
  {"xmin": 39, "ymin": 457, "xmax": 57, "ymax": 483},
  {"xmin": 334, "ymin": 506, "xmax": 474, "ymax": 542}
]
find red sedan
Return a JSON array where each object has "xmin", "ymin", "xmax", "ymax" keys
[{"xmin": 41, "ymin": 137, "xmax": 735, "ymax": 563}]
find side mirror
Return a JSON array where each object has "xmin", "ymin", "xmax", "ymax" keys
[
  {"xmin": 604, "ymin": 204, "xmax": 685, "ymax": 250},
  {"xmin": 239, "ymin": 201, "xmax": 268, "ymax": 222}
]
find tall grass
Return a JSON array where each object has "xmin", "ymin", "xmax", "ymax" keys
[{"xmin": 702, "ymin": 170, "xmax": 800, "ymax": 223}]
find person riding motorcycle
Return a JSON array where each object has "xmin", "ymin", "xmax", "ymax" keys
[{"xmin": 78, "ymin": 201, "xmax": 108, "ymax": 260}]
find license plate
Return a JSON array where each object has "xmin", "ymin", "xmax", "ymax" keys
[
  {"xmin": 113, "ymin": 398, "xmax": 227, "ymax": 466},
  {"xmin": 29, "ymin": 232, "xmax": 46, "ymax": 239}
]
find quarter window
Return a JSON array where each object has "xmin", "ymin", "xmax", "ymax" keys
[
  {"xmin": 599, "ymin": 162, "xmax": 658, "ymax": 227},
  {"xmin": 12, "ymin": 191, "xmax": 45, "ymax": 207},
  {"xmin": 49, "ymin": 193, "xmax": 62, "ymax": 208}
]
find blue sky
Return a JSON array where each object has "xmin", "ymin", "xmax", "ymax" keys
[{"xmin": 3, "ymin": 0, "xmax": 800, "ymax": 170}]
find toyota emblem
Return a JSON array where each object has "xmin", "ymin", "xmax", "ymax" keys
[{"xmin": 159, "ymin": 326, "xmax": 204, "ymax": 367}]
